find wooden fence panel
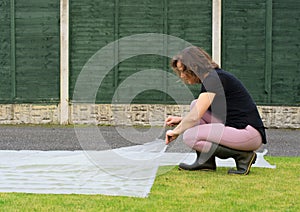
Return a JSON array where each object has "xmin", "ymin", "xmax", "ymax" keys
[
  {"xmin": 70, "ymin": 0, "xmax": 212, "ymax": 104},
  {"xmin": 222, "ymin": 0, "xmax": 267, "ymax": 104},
  {"xmin": 0, "ymin": 0, "xmax": 60, "ymax": 103},
  {"xmin": 14, "ymin": 0, "xmax": 60, "ymax": 102},
  {"xmin": 271, "ymin": 0, "xmax": 300, "ymax": 105},
  {"xmin": 222, "ymin": 0, "xmax": 300, "ymax": 105},
  {"xmin": 0, "ymin": 0, "xmax": 13, "ymax": 101}
]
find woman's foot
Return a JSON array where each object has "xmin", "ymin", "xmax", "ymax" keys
[
  {"xmin": 178, "ymin": 151, "xmax": 216, "ymax": 171},
  {"xmin": 228, "ymin": 151, "xmax": 257, "ymax": 175},
  {"xmin": 213, "ymin": 144, "xmax": 257, "ymax": 175}
]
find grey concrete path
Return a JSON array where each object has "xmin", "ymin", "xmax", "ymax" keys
[{"xmin": 0, "ymin": 125, "xmax": 299, "ymax": 157}]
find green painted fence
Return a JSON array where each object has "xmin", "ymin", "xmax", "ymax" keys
[
  {"xmin": 0, "ymin": 0, "xmax": 299, "ymax": 105},
  {"xmin": 222, "ymin": 0, "xmax": 300, "ymax": 105},
  {"xmin": 0, "ymin": 0, "xmax": 12, "ymax": 101},
  {"xmin": 69, "ymin": 0, "xmax": 212, "ymax": 104},
  {"xmin": 271, "ymin": 0, "xmax": 300, "ymax": 105},
  {"xmin": 0, "ymin": 0, "xmax": 60, "ymax": 103}
]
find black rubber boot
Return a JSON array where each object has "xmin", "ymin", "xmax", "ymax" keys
[
  {"xmin": 178, "ymin": 147, "xmax": 217, "ymax": 171},
  {"xmin": 214, "ymin": 144, "xmax": 257, "ymax": 175}
]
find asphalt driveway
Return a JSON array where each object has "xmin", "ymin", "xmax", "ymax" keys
[{"xmin": 0, "ymin": 125, "xmax": 299, "ymax": 157}]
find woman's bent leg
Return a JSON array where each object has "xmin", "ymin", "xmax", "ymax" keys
[
  {"xmin": 183, "ymin": 124, "xmax": 262, "ymax": 151},
  {"xmin": 182, "ymin": 123, "xmax": 261, "ymax": 175}
]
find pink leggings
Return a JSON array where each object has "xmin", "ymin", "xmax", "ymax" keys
[{"xmin": 183, "ymin": 100, "xmax": 262, "ymax": 152}]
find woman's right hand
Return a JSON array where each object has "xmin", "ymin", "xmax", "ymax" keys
[
  {"xmin": 165, "ymin": 130, "xmax": 179, "ymax": 145},
  {"xmin": 164, "ymin": 116, "xmax": 182, "ymax": 127}
]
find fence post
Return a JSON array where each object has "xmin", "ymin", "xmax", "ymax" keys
[
  {"xmin": 212, "ymin": 0, "xmax": 222, "ymax": 66},
  {"xmin": 60, "ymin": 0, "xmax": 69, "ymax": 124},
  {"xmin": 10, "ymin": 0, "xmax": 16, "ymax": 100}
]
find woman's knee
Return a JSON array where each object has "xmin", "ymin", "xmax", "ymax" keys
[{"xmin": 183, "ymin": 129, "xmax": 197, "ymax": 148}]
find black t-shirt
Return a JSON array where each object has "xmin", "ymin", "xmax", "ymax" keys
[{"xmin": 201, "ymin": 69, "xmax": 267, "ymax": 144}]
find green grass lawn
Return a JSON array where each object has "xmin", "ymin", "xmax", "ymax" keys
[{"xmin": 0, "ymin": 157, "xmax": 299, "ymax": 212}]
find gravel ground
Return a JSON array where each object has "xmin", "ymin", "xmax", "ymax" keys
[{"xmin": 0, "ymin": 125, "xmax": 299, "ymax": 157}]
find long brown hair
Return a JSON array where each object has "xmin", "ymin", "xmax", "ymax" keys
[{"xmin": 171, "ymin": 46, "xmax": 219, "ymax": 83}]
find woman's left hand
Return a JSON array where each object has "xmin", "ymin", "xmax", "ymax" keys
[{"xmin": 165, "ymin": 130, "xmax": 179, "ymax": 145}]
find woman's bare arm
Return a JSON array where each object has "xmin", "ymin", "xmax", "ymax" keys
[{"xmin": 165, "ymin": 92, "xmax": 215, "ymax": 144}]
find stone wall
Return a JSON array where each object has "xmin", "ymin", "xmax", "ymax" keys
[
  {"xmin": 258, "ymin": 106, "xmax": 300, "ymax": 128},
  {"xmin": 70, "ymin": 104, "xmax": 191, "ymax": 126},
  {"xmin": 0, "ymin": 104, "xmax": 59, "ymax": 124},
  {"xmin": 0, "ymin": 104, "xmax": 299, "ymax": 128}
]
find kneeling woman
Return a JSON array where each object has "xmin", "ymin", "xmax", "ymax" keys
[{"xmin": 165, "ymin": 46, "xmax": 266, "ymax": 175}]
